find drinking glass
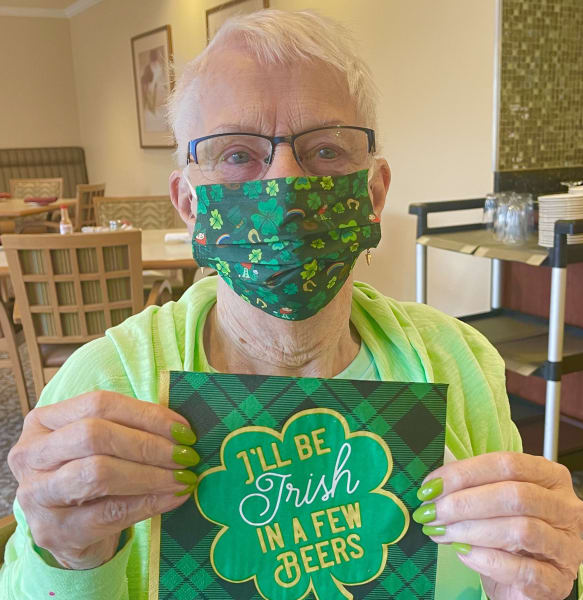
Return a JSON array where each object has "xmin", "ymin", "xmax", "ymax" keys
[
  {"xmin": 493, "ymin": 194, "xmax": 509, "ymax": 241},
  {"xmin": 483, "ymin": 193, "xmax": 497, "ymax": 230}
]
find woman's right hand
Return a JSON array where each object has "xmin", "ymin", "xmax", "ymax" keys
[{"xmin": 7, "ymin": 391, "xmax": 199, "ymax": 570}]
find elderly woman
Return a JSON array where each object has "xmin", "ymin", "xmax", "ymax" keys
[{"xmin": 2, "ymin": 9, "xmax": 582, "ymax": 600}]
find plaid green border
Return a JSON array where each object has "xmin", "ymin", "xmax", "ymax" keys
[{"xmin": 157, "ymin": 373, "xmax": 447, "ymax": 600}]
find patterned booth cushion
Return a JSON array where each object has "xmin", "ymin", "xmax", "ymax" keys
[{"xmin": 0, "ymin": 147, "xmax": 88, "ymax": 198}]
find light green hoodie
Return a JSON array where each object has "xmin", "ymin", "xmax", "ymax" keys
[{"xmin": 1, "ymin": 277, "xmax": 526, "ymax": 600}]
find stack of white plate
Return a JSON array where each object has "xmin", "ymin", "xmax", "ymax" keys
[{"xmin": 538, "ymin": 192, "xmax": 583, "ymax": 247}]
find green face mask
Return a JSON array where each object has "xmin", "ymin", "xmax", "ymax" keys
[{"xmin": 190, "ymin": 169, "xmax": 381, "ymax": 321}]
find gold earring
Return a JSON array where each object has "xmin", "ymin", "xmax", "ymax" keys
[{"xmin": 365, "ymin": 249, "xmax": 372, "ymax": 266}]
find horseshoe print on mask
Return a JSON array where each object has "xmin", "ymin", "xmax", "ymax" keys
[{"xmin": 248, "ymin": 229, "xmax": 262, "ymax": 244}]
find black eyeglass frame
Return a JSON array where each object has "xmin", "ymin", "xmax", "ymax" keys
[{"xmin": 186, "ymin": 125, "xmax": 376, "ymax": 166}]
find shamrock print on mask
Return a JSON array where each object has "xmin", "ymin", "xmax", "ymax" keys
[{"xmin": 191, "ymin": 169, "xmax": 381, "ymax": 321}]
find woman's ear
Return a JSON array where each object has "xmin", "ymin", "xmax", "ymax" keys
[
  {"xmin": 368, "ymin": 158, "xmax": 391, "ymax": 218},
  {"xmin": 169, "ymin": 170, "xmax": 196, "ymax": 232}
]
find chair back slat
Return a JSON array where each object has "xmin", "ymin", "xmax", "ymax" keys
[{"xmin": 3, "ymin": 230, "xmax": 143, "ymax": 397}]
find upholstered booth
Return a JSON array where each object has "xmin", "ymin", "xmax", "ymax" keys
[{"xmin": 0, "ymin": 147, "xmax": 88, "ymax": 198}]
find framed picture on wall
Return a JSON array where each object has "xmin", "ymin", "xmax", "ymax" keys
[
  {"xmin": 131, "ymin": 25, "xmax": 175, "ymax": 148},
  {"xmin": 206, "ymin": 0, "xmax": 269, "ymax": 44}
]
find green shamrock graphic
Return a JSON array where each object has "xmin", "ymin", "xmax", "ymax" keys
[
  {"xmin": 264, "ymin": 235, "xmax": 286, "ymax": 251},
  {"xmin": 196, "ymin": 409, "xmax": 409, "ymax": 600},
  {"xmin": 256, "ymin": 286, "xmax": 278, "ymax": 304},
  {"xmin": 243, "ymin": 180, "xmax": 263, "ymax": 200},
  {"xmin": 307, "ymin": 192, "xmax": 322, "ymax": 210},
  {"xmin": 266, "ymin": 180, "xmax": 279, "ymax": 197},
  {"xmin": 283, "ymin": 283, "xmax": 298, "ymax": 295},
  {"xmin": 213, "ymin": 257, "xmax": 230, "ymax": 277},
  {"xmin": 294, "ymin": 177, "xmax": 311, "ymax": 190},
  {"xmin": 332, "ymin": 202, "xmax": 345, "ymax": 214},
  {"xmin": 334, "ymin": 176, "xmax": 349, "ymax": 197},
  {"xmin": 300, "ymin": 259, "xmax": 318, "ymax": 281},
  {"xmin": 196, "ymin": 186, "xmax": 210, "ymax": 214},
  {"xmin": 249, "ymin": 248, "xmax": 262, "ymax": 263},
  {"xmin": 320, "ymin": 176, "xmax": 334, "ymax": 190},
  {"xmin": 338, "ymin": 220, "xmax": 359, "ymax": 243},
  {"xmin": 251, "ymin": 197, "xmax": 284, "ymax": 236},
  {"xmin": 210, "ymin": 209, "xmax": 223, "ymax": 230},
  {"xmin": 210, "ymin": 184, "xmax": 224, "ymax": 201},
  {"xmin": 311, "ymin": 239, "xmax": 325, "ymax": 249},
  {"xmin": 352, "ymin": 170, "xmax": 369, "ymax": 197}
]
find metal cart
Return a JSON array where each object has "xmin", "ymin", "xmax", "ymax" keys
[{"xmin": 409, "ymin": 198, "xmax": 583, "ymax": 461}]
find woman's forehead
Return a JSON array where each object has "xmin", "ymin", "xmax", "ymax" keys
[{"xmin": 189, "ymin": 46, "xmax": 359, "ymax": 137}]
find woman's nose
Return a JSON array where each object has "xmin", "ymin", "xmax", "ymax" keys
[{"xmin": 264, "ymin": 143, "xmax": 305, "ymax": 179}]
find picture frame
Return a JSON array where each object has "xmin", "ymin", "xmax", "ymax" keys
[
  {"xmin": 206, "ymin": 0, "xmax": 269, "ymax": 44},
  {"xmin": 130, "ymin": 25, "xmax": 175, "ymax": 149}
]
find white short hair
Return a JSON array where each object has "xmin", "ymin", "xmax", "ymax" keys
[{"xmin": 168, "ymin": 9, "xmax": 379, "ymax": 167}]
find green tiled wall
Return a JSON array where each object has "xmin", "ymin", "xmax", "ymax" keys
[{"xmin": 497, "ymin": 0, "xmax": 583, "ymax": 171}]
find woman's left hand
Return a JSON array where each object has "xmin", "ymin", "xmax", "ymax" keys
[{"xmin": 414, "ymin": 452, "xmax": 583, "ymax": 600}]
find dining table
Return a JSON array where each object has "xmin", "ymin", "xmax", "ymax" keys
[
  {"xmin": 0, "ymin": 197, "xmax": 77, "ymax": 219},
  {"xmin": 0, "ymin": 228, "xmax": 194, "ymax": 277},
  {"xmin": 0, "ymin": 197, "xmax": 79, "ymax": 235}
]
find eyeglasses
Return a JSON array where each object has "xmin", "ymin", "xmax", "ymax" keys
[{"xmin": 186, "ymin": 125, "xmax": 375, "ymax": 183}]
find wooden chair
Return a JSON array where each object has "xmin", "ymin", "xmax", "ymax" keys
[
  {"xmin": 3, "ymin": 231, "xmax": 171, "ymax": 398},
  {"xmin": 0, "ymin": 514, "xmax": 16, "ymax": 567},
  {"xmin": 74, "ymin": 183, "xmax": 106, "ymax": 230},
  {"xmin": 8, "ymin": 178, "xmax": 63, "ymax": 199},
  {"xmin": 93, "ymin": 195, "xmax": 182, "ymax": 230},
  {"xmin": 0, "ymin": 297, "xmax": 29, "ymax": 416}
]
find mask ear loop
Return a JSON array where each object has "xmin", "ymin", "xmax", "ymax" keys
[
  {"xmin": 182, "ymin": 168, "xmax": 205, "ymax": 275},
  {"xmin": 366, "ymin": 161, "xmax": 377, "ymax": 266},
  {"xmin": 182, "ymin": 168, "xmax": 198, "ymax": 219}
]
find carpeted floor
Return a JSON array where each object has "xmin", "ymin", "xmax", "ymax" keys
[{"xmin": 0, "ymin": 332, "xmax": 33, "ymax": 517}]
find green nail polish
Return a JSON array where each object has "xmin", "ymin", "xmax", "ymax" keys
[
  {"xmin": 412, "ymin": 503, "xmax": 436, "ymax": 524},
  {"xmin": 451, "ymin": 542, "xmax": 471, "ymax": 555},
  {"xmin": 172, "ymin": 445, "xmax": 200, "ymax": 467},
  {"xmin": 422, "ymin": 525, "xmax": 446, "ymax": 537},
  {"xmin": 417, "ymin": 477, "xmax": 443, "ymax": 502},
  {"xmin": 171, "ymin": 422, "xmax": 197, "ymax": 445},
  {"xmin": 173, "ymin": 469, "xmax": 197, "ymax": 486},
  {"xmin": 174, "ymin": 484, "xmax": 195, "ymax": 497}
]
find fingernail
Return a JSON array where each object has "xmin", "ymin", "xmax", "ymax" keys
[
  {"xmin": 172, "ymin": 445, "xmax": 200, "ymax": 467},
  {"xmin": 174, "ymin": 484, "xmax": 195, "ymax": 497},
  {"xmin": 412, "ymin": 502, "xmax": 436, "ymax": 524},
  {"xmin": 173, "ymin": 469, "xmax": 197, "ymax": 486},
  {"xmin": 171, "ymin": 422, "xmax": 197, "ymax": 445},
  {"xmin": 422, "ymin": 525, "xmax": 446, "ymax": 537},
  {"xmin": 417, "ymin": 477, "xmax": 443, "ymax": 502},
  {"xmin": 451, "ymin": 542, "xmax": 472, "ymax": 555}
]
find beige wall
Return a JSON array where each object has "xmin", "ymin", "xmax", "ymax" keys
[
  {"xmin": 70, "ymin": 0, "xmax": 495, "ymax": 314},
  {"xmin": 0, "ymin": 16, "xmax": 80, "ymax": 148}
]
